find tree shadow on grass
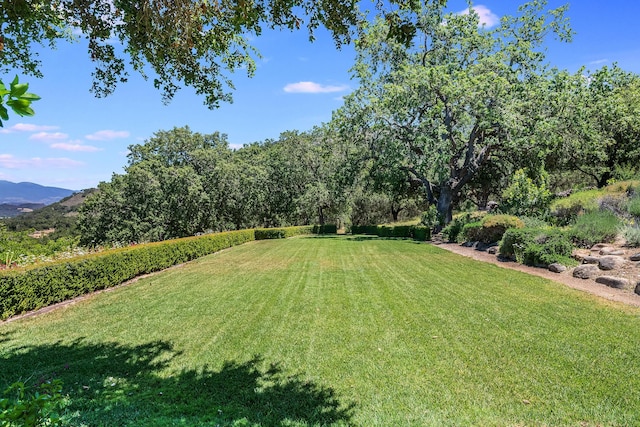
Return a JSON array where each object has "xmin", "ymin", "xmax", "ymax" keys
[{"xmin": 0, "ymin": 339, "xmax": 355, "ymax": 426}]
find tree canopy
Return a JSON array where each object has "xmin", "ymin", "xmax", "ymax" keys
[
  {"xmin": 333, "ymin": 0, "xmax": 572, "ymax": 223},
  {"xmin": 0, "ymin": 0, "xmax": 434, "ymax": 108}
]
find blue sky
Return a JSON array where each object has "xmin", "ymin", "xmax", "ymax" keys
[{"xmin": 1, "ymin": 0, "xmax": 639, "ymax": 190}]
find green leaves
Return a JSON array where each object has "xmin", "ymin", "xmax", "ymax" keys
[{"xmin": 0, "ymin": 76, "xmax": 41, "ymax": 127}]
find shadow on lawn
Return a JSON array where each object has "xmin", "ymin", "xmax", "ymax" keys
[{"xmin": 0, "ymin": 339, "xmax": 354, "ymax": 426}]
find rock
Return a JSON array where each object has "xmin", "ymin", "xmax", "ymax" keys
[
  {"xmin": 487, "ymin": 247, "xmax": 498, "ymax": 255},
  {"xmin": 629, "ymin": 253, "xmax": 640, "ymax": 262},
  {"xmin": 572, "ymin": 250, "xmax": 587, "ymax": 262},
  {"xmin": 598, "ymin": 256, "xmax": 626, "ymax": 271},
  {"xmin": 636, "ymin": 282, "xmax": 640, "ymax": 296},
  {"xmin": 582, "ymin": 256, "xmax": 600, "ymax": 264},
  {"xmin": 595, "ymin": 276, "xmax": 630, "ymax": 289},
  {"xmin": 548, "ymin": 263, "xmax": 567, "ymax": 273},
  {"xmin": 599, "ymin": 248, "xmax": 625, "ymax": 256},
  {"xmin": 573, "ymin": 264, "xmax": 600, "ymax": 279},
  {"xmin": 591, "ymin": 243, "xmax": 608, "ymax": 251}
]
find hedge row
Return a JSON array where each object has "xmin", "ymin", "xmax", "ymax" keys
[
  {"xmin": 351, "ymin": 224, "xmax": 430, "ymax": 241},
  {"xmin": 0, "ymin": 226, "xmax": 325, "ymax": 320}
]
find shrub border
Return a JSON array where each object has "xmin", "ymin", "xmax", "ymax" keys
[{"xmin": 0, "ymin": 226, "xmax": 331, "ymax": 320}]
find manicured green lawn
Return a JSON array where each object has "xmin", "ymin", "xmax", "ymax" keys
[{"xmin": 1, "ymin": 236, "xmax": 640, "ymax": 426}]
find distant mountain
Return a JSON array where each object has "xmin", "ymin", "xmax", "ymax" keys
[{"xmin": 0, "ymin": 180, "xmax": 75, "ymax": 205}]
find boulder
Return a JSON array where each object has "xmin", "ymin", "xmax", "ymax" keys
[
  {"xmin": 598, "ymin": 256, "xmax": 626, "ymax": 271},
  {"xmin": 599, "ymin": 248, "xmax": 625, "ymax": 256},
  {"xmin": 573, "ymin": 264, "xmax": 600, "ymax": 279},
  {"xmin": 548, "ymin": 263, "xmax": 567, "ymax": 273},
  {"xmin": 591, "ymin": 243, "xmax": 608, "ymax": 251},
  {"xmin": 629, "ymin": 253, "xmax": 640, "ymax": 262},
  {"xmin": 595, "ymin": 276, "xmax": 630, "ymax": 289},
  {"xmin": 636, "ymin": 282, "xmax": 640, "ymax": 296},
  {"xmin": 582, "ymin": 256, "xmax": 600, "ymax": 265}
]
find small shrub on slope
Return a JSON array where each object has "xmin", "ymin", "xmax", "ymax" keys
[
  {"xmin": 568, "ymin": 210, "xmax": 620, "ymax": 248},
  {"xmin": 500, "ymin": 228, "xmax": 575, "ymax": 267}
]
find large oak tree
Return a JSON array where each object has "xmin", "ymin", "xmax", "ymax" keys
[{"xmin": 334, "ymin": 0, "xmax": 572, "ymax": 223}]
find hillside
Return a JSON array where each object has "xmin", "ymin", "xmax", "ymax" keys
[
  {"xmin": 1, "ymin": 189, "xmax": 95, "ymax": 236},
  {"xmin": 0, "ymin": 180, "xmax": 75, "ymax": 205},
  {"xmin": 0, "ymin": 203, "xmax": 46, "ymax": 218}
]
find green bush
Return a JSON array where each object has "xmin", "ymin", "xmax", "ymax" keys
[
  {"xmin": 441, "ymin": 212, "xmax": 485, "ymax": 243},
  {"xmin": 459, "ymin": 215, "xmax": 524, "ymax": 244},
  {"xmin": 500, "ymin": 168, "xmax": 552, "ymax": 218},
  {"xmin": 568, "ymin": 210, "xmax": 621, "ymax": 248},
  {"xmin": 500, "ymin": 228, "xmax": 575, "ymax": 267},
  {"xmin": 420, "ymin": 205, "xmax": 441, "ymax": 229},
  {"xmin": 461, "ymin": 222, "xmax": 483, "ymax": 242}
]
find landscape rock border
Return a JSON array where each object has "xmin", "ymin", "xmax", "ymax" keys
[{"xmin": 436, "ymin": 242, "xmax": 640, "ymax": 308}]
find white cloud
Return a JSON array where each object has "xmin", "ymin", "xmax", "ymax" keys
[
  {"xmin": 0, "ymin": 154, "xmax": 84, "ymax": 169},
  {"xmin": 85, "ymin": 130, "xmax": 130, "ymax": 141},
  {"xmin": 29, "ymin": 132, "xmax": 69, "ymax": 142},
  {"xmin": 283, "ymin": 81, "xmax": 350, "ymax": 94},
  {"xmin": 51, "ymin": 142, "xmax": 103, "ymax": 152},
  {"xmin": 0, "ymin": 123, "xmax": 60, "ymax": 134},
  {"xmin": 458, "ymin": 5, "xmax": 500, "ymax": 28},
  {"xmin": 589, "ymin": 59, "xmax": 609, "ymax": 65}
]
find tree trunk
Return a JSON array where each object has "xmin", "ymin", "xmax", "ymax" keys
[
  {"xmin": 391, "ymin": 204, "xmax": 402, "ymax": 221},
  {"xmin": 318, "ymin": 206, "xmax": 325, "ymax": 225},
  {"xmin": 437, "ymin": 184, "xmax": 454, "ymax": 225}
]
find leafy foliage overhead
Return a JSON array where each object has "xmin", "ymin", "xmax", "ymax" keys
[{"xmin": 0, "ymin": 0, "xmax": 432, "ymax": 107}]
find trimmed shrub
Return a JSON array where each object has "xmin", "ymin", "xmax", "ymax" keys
[
  {"xmin": 412, "ymin": 226, "xmax": 430, "ymax": 241},
  {"xmin": 350, "ymin": 224, "xmax": 430, "ymax": 241},
  {"xmin": 477, "ymin": 215, "xmax": 525, "ymax": 243},
  {"xmin": 568, "ymin": 210, "xmax": 620, "ymax": 248},
  {"xmin": 312, "ymin": 224, "xmax": 338, "ymax": 234},
  {"xmin": 0, "ymin": 229, "xmax": 256, "ymax": 320},
  {"xmin": 254, "ymin": 226, "xmax": 315, "ymax": 240},
  {"xmin": 461, "ymin": 222, "xmax": 483, "ymax": 242},
  {"xmin": 441, "ymin": 212, "xmax": 485, "ymax": 243},
  {"xmin": 351, "ymin": 225, "xmax": 379, "ymax": 235},
  {"xmin": 391, "ymin": 225, "xmax": 414, "ymax": 238},
  {"xmin": 500, "ymin": 228, "xmax": 575, "ymax": 267}
]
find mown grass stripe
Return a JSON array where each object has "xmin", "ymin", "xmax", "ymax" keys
[{"xmin": 1, "ymin": 237, "xmax": 639, "ymax": 426}]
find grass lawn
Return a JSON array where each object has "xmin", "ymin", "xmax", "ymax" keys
[{"xmin": 1, "ymin": 236, "xmax": 640, "ymax": 426}]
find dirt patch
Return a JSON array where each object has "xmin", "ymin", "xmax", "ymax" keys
[{"xmin": 435, "ymin": 242, "xmax": 640, "ymax": 307}]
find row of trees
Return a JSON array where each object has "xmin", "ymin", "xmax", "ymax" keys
[
  {"xmin": 36, "ymin": 1, "xmax": 640, "ymax": 245},
  {"xmin": 78, "ymin": 126, "xmax": 404, "ymax": 245}
]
